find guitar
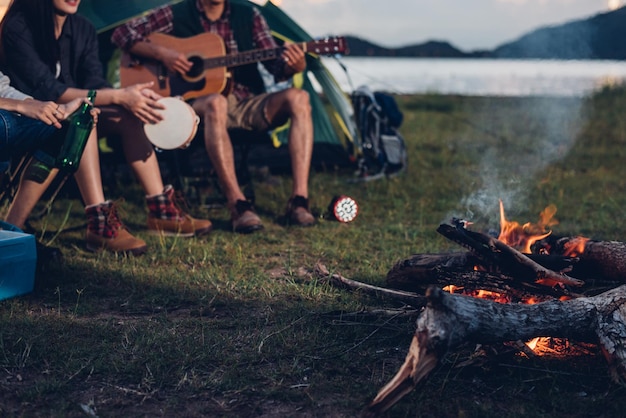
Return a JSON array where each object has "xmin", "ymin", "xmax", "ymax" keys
[{"xmin": 120, "ymin": 32, "xmax": 347, "ymax": 100}]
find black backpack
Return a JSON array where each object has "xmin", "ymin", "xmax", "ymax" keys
[{"xmin": 351, "ymin": 86, "xmax": 407, "ymax": 180}]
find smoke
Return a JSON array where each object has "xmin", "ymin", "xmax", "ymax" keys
[{"xmin": 452, "ymin": 96, "xmax": 586, "ymax": 229}]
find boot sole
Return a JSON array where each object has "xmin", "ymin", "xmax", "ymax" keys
[
  {"xmin": 147, "ymin": 225, "xmax": 213, "ymax": 237},
  {"xmin": 147, "ymin": 230, "xmax": 195, "ymax": 237}
]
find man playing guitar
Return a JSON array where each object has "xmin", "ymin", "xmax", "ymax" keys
[{"xmin": 112, "ymin": 0, "xmax": 316, "ymax": 233}]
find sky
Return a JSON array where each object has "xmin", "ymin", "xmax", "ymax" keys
[{"xmin": 261, "ymin": 0, "xmax": 624, "ymax": 52}]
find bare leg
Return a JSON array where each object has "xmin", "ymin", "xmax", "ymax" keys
[
  {"xmin": 97, "ymin": 106, "xmax": 164, "ymax": 196},
  {"xmin": 264, "ymin": 88, "xmax": 313, "ymax": 198},
  {"xmin": 73, "ymin": 129, "xmax": 105, "ymax": 206},
  {"xmin": 192, "ymin": 95, "xmax": 246, "ymax": 206},
  {"xmin": 7, "ymin": 130, "xmax": 106, "ymax": 228},
  {"xmin": 5, "ymin": 161, "xmax": 58, "ymax": 229}
]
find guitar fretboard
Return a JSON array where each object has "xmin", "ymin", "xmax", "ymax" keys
[{"xmin": 203, "ymin": 39, "xmax": 344, "ymax": 69}]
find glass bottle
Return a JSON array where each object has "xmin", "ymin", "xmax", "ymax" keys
[{"xmin": 56, "ymin": 90, "xmax": 97, "ymax": 172}]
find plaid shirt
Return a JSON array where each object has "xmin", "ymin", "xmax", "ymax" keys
[{"xmin": 111, "ymin": 0, "xmax": 285, "ymax": 99}]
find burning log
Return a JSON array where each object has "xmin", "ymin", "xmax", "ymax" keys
[
  {"xmin": 535, "ymin": 237, "xmax": 626, "ymax": 284},
  {"xmin": 387, "ymin": 223, "xmax": 584, "ymax": 299},
  {"xmin": 436, "ymin": 223, "xmax": 583, "ymax": 287},
  {"xmin": 386, "ymin": 254, "xmax": 574, "ymax": 302},
  {"xmin": 363, "ymin": 284, "xmax": 626, "ymax": 417},
  {"xmin": 319, "ymin": 204, "xmax": 626, "ymax": 416}
]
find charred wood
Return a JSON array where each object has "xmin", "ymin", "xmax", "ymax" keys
[
  {"xmin": 314, "ymin": 263, "xmax": 426, "ymax": 308},
  {"xmin": 535, "ymin": 237, "xmax": 626, "ymax": 283},
  {"xmin": 363, "ymin": 285, "xmax": 626, "ymax": 417},
  {"xmin": 437, "ymin": 224, "xmax": 583, "ymax": 287}
]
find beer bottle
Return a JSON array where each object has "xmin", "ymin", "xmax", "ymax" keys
[{"xmin": 56, "ymin": 90, "xmax": 97, "ymax": 172}]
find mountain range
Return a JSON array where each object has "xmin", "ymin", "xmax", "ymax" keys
[{"xmin": 343, "ymin": 6, "xmax": 626, "ymax": 60}]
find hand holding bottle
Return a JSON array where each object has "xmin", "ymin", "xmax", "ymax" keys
[
  {"xmin": 57, "ymin": 97, "xmax": 100, "ymax": 124},
  {"xmin": 56, "ymin": 90, "xmax": 98, "ymax": 172}
]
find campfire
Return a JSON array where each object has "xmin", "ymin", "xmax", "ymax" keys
[{"xmin": 316, "ymin": 203, "xmax": 626, "ymax": 417}]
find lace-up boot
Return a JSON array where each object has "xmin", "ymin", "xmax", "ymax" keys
[
  {"xmin": 146, "ymin": 185, "xmax": 212, "ymax": 237},
  {"xmin": 85, "ymin": 201, "xmax": 147, "ymax": 255}
]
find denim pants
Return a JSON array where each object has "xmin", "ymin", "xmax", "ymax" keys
[{"xmin": 0, "ymin": 110, "xmax": 61, "ymax": 173}]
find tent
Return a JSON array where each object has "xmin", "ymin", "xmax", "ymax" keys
[{"xmin": 78, "ymin": 0, "xmax": 357, "ymax": 171}]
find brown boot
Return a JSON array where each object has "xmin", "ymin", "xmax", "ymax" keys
[
  {"xmin": 285, "ymin": 196, "xmax": 315, "ymax": 226},
  {"xmin": 146, "ymin": 185, "xmax": 212, "ymax": 237},
  {"xmin": 85, "ymin": 201, "xmax": 147, "ymax": 255},
  {"xmin": 230, "ymin": 199, "xmax": 263, "ymax": 234}
]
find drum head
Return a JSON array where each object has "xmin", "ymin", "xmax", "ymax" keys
[{"xmin": 144, "ymin": 97, "xmax": 199, "ymax": 150}]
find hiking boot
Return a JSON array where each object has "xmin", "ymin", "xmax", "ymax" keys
[
  {"xmin": 285, "ymin": 195, "xmax": 315, "ymax": 227},
  {"xmin": 231, "ymin": 199, "xmax": 263, "ymax": 234},
  {"xmin": 85, "ymin": 201, "xmax": 147, "ymax": 255},
  {"xmin": 146, "ymin": 185, "xmax": 212, "ymax": 237}
]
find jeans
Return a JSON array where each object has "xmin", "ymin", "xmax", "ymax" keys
[{"xmin": 0, "ymin": 110, "xmax": 62, "ymax": 172}]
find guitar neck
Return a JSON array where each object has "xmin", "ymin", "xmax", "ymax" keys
[
  {"xmin": 204, "ymin": 39, "xmax": 342, "ymax": 69},
  {"xmin": 204, "ymin": 45, "xmax": 287, "ymax": 69}
]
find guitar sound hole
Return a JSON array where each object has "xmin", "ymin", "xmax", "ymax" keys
[{"xmin": 185, "ymin": 56, "xmax": 204, "ymax": 81}]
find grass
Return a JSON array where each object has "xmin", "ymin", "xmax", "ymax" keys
[{"xmin": 2, "ymin": 86, "xmax": 626, "ymax": 417}]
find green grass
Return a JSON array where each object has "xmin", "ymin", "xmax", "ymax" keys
[{"xmin": 2, "ymin": 86, "xmax": 626, "ymax": 417}]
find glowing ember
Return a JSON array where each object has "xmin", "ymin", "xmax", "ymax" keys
[
  {"xmin": 523, "ymin": 337, "xmax": 577, "ymax": 356},
  {"xmin": 498, "ymin": 201, "xmax": 556, "ymax": 253},
  {"xmin": 526, "ymin": 337, "xmax": 541, "ymax": 351},
  {"xmin": 442, "ymin": 285, "xmax": 462, "ymax": 293}
]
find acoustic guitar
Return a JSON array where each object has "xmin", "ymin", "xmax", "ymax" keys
[{"xmin": 120, "ymin": 32, "xmax": 347, "ymax": 100}]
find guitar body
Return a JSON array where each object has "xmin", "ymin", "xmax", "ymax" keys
[
  {"xmin": 119, "ymin": 33, "xmax": 346, "ymax": 100},
  {"xmin": 120, "ymin": 32, "xmax": 230, "ymax": 100}
]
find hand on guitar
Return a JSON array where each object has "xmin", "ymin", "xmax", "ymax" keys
[
  {"xmin": 158, "ymin": 47, "xmax": 193, "ymax": 76},
  {"xmin": 281, "ymin": 43, "xmax": 306, "ymax": 75},
  {"xmin": 117, "ymin": 82, "xmax": 166, "ymax": 124}
]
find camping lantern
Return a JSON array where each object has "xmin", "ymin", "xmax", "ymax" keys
[{"xmin": 329, "ymin": 195, "xmax": 359, "ymax": 223}]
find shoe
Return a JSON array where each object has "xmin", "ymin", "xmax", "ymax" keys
[
  {"xmin": 285, "ymin": 195, "xmax": 315, "ymax": 226},
  {"xmin": 146, "ymin": 185, "xmax": 212, "ymax": 237},
  {"xmin": 231, "ymin": 200, "xmax": 263, "ymax": 233},
  {"xmin": 85, "ymin": 201, "xmax": 147, "ymax": 255}
]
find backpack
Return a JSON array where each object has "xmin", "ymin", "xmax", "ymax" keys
[{"xmin": 351, "ymin": 85, "xmax": 407, "ymax": 181}]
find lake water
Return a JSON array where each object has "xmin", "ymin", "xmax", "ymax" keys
[{"xmin": 320, "ymin": 57, "xmax": 626, "ymax": 97}]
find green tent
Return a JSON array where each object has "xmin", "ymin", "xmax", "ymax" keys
[
  {"xmin": 78, "ymin": 0, "xmax": 357, "ymax": 170},
  {"xmin": 77, "ymin": 0, "xmax": 183, "ymax": 33}
]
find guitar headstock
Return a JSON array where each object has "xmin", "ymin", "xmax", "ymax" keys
[{"xmin": 307, "ymin": 37, "xmax": 348, "ymax": 55}]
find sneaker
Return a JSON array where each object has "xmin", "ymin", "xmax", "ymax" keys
[
  {"xmin": 85, "ymin": 201, "xmax": 147, "ymax": 255},
  {"xmin": 231, "ymin": 200, "xmax": 263, "ymax": 234},
  {"xmin": 146, "ymin": 185, "xmax": 212, "ymax": 237},
  {"xmin": 285, "ymin": 195, "xmax": 315, "ymax": 226}
]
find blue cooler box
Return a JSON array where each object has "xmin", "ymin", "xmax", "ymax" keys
[{"xmin": 0, "ymin": 222, "xmax": 37, "ymax": 301}]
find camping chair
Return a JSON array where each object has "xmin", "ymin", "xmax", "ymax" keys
[
  {"xmin": 0, "ymin": 154, "xmax": 29, "ymax": 212},
  {"xmin": 148, "ymin": 127, "xmax": 272, "ymax": 208},
  {"xmin": 0, "ymin": 153, "xmax": 74, "ymax": 230}
]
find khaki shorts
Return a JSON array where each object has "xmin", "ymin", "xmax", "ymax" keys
[{"xmin": 226, "ymin": 93, "xmax": 287, "ymax": 132}]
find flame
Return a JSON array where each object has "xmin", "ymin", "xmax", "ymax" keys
[
  {"xmin": 498, "ymin": 201, "xmax": 556, "ymax": 253},
  {"xmin": 562, "ymin": 236, "xmax": 590, "ymax": 257},
  {"xmin": 449, "ymin": 202, "xmax": 586, "ymax": 356}
]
